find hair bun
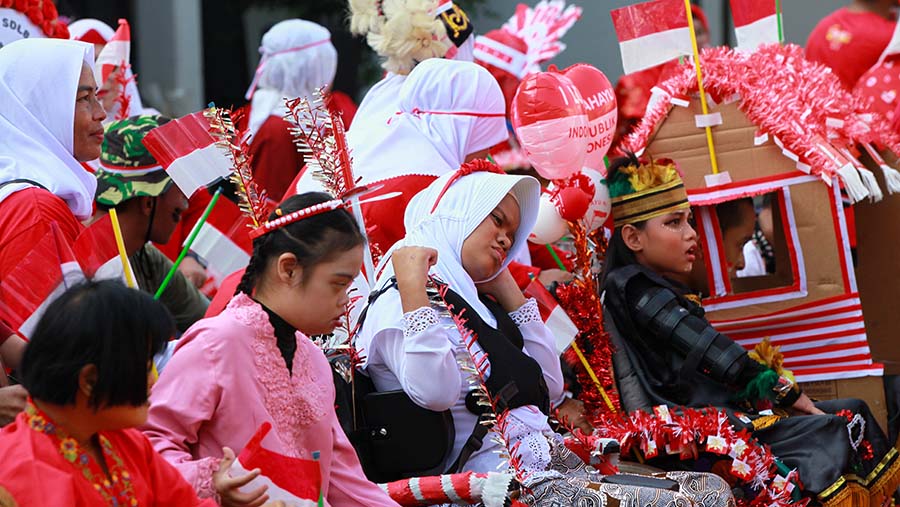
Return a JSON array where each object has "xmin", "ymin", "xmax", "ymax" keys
[{"xmin": 350, "ymin": 0, "xmax": 452, "ymax": 74}]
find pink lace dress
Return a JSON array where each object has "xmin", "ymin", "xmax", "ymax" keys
[{"xmin": 142, "ymin": 293, "xmax": 398, "ymax": 507}]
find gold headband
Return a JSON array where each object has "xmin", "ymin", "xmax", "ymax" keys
[{"xmin": 611, "ymin": 178, "xmax": 690, "ymax": 227}]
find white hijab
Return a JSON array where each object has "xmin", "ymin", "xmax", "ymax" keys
[
  {"xmin": 0, "ymin": 38, "xmax": 98, "ymax": 219},
  {"xmin": 346, "ymin": 35, "xmax": 477, "ymax": 174},
  {"xmin": 356, "ymin": 170, "xmax": 539, "ymax": 363},
  {"xmin": 350, "ymin": 58, "xmax": 507, "ymax": 186},
  {"xmin": 246, "ymin": 19, "xmax": 337, "ymax": 138}
]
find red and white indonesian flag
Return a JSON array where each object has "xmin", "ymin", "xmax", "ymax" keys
[
  {"xmin": 229, "ymin": 423, "xmax": 322, "ymax": 507},
  {"xmin": 73, "ymin": 215, "xmax": 131, "ymax": 283},
  {"xmin": 729, "ymin": 0, "xmax": 779, "ymax": 52},
  {"xmin": 524, "ymin": 279, "xmax": 579, "ymax": 353},
  {"xmin": 0, "ymin": 224, "xmax": 84, "ymax": 338},
  {"xmin": 187, "ymin": 197, "xmax": 252, "ymax": 281},
  {"xmin": 95, "ymin": 19, "xmax": 130, "ymax": 86},
  {"xmin": 142, "ymin": 110, "xmax": 234, "ymax": 198},
  {"xmin": 610, "ymin": 0, "xmax": 694, "ymax": 75}
]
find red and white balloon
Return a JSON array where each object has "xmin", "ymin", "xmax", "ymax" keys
[
  {"xmin": 511, "ymin": 71, "xmax": 589, "ymax": 181},
  {"xmin": 560, "ymin": 64, "xmax": 617, "ymax": 176},
  {"xmin": 529, "ymin": 192, "xmax": 569, "ymax": 244}
]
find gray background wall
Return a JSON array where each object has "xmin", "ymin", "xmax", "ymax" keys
[{"xmin": 468, "ymin": 0, "xmax": 847, "ymax": 82}]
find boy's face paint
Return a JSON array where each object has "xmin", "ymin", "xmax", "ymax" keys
[
  {"xmin": 461, "ymin": 194, "xmax": 520, "ymax": 282},
  {"xmin": 627, "ymin": 210, "xmax": 699, "ymax": 276}
]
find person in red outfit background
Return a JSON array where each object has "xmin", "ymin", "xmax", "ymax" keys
[{"xmin": 806, "ymin": 0, "xmax": 897, "ymax": 89}]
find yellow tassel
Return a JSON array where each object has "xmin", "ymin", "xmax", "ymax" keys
[
  {"xmin": 623, "ymin": 161, "xmax": 680, "ymax": 193},
  {"xmin": 865, "ymin": 449, "xmax": 900, "ymax": 507},
  {"xmin": 820, "ymin": 481, "xmax": 870, "ymax": 507},
  {"xmin": 749, "ymin": 337, "xmax": 796, "ymax": 384},
  {"xmin": 819, "ymin": 449, "xmax": 900, "ymax": 507}
]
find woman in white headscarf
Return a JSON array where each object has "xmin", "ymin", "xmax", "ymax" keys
[
  {"xmin": 356, "ymin": 162, "xmax": 736, "ymax": 506},
  {"xmin": 302, "ymin": 58, "xmax": 506, "ymax": 254},
  {"xmin": 0, "ymin": 38, "xmax": 105, "ymax": 277},
  {"xmin": 347, "ymin": 0, "xmax": 476, "ymax": 153},
  {"xmin": 0, "ymin": 37, "xmax": 105, "ymax": 427},
  {"xmin": 244, "ymin": 18, "xmax": 354, "ymax": 200}
]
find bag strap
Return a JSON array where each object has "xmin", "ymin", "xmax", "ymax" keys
[
  {"xmin": 446, "ymin": 412, "xmax": 490, "ymax": 473},
  {"xmin": 361, "ymin": 278, "xmax": 498, "ymax": 474},
  {"xmin": 0, "ymin": 179, "xmax": 47, "ymax": 191}
]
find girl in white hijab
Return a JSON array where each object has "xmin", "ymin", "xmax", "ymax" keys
[
  {"xmin": 245, "ymin": 19, "xmax": 346, "ymax": 200},
  {"xmin": 357, "ymin": 163, "xmax": 564, "ymax": 473},
  {"xmin": 245, "ymin": 19, "xmax": 338, "ymax": 138},
  {"xmin": 356, "ymin": 163, "xmax": 736, "ymax": 506},
  {"xmin": 0, "ymin": 38, "xmax": 102, "ymax": 221},
  {"xmin": 301, "ymin": 58, "xmax": 507, "ymax": 254}
]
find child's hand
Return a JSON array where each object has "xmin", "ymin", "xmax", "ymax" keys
[
  {"xmin": 790, "ymin": 392, "xmax": 825, "ymax": 416},
  {"xmin": 392, "ymin": 246, "xmax": 437, "ymax": 313},
  {"xmin": 537, "ymin": 269, "xmax": 575, "ymax": 288},
  {"xmin": 476, "ymin": 268, "xmax": 526, "ymax": 312},
  {"xmin": 392, "ymin": 246, "xmax": 437, "ymax": 290},
  {"xmin": 213, "ymin": 447, "xmax": 270, "ymax": 507}
]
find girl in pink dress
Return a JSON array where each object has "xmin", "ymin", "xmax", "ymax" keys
[{"xmin": 143, "ymin": 192, "xmax": 399, "ymax": 507}]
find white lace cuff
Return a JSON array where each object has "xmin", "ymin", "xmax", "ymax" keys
[
  {"xmin": 403, "ymin": 306, "xmax": 441, "ymax": 338},
  {"xmin": 509, "ymin": 298, "xmax": 541, "ymax": 327}
]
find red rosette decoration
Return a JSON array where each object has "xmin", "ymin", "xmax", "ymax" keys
[
  {"xmin": 547, "ymin": 172, "xmax": 594, "ymax": 222},
  {"xmin": 593, "ymin": 406, "xmax": 804, "ymax": 506},
  {"xmin": 2, "ymin": 0, "xmax": 68, "ymax": 40}
]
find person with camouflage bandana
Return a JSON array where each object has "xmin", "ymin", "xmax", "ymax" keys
[{"xmin": 92, "ymin": 114, "xmax": 208, "ymax": 332}]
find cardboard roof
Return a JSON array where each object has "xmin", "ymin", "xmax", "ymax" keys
[{"xmin": 616, "ymin": 44, "xmax": 900, "ymax": 196}]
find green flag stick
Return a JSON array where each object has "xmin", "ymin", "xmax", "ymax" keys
[
  {"xmin": 545, "ymin": 243, "xmax": 568, "ymax": 271},
  {"xmin": 776, "ymin": 0, "xmax": 784, "ymax": 43},
  {"xmin": 154, "ymin": 188, "xmax": 222, "ymax": 300}
]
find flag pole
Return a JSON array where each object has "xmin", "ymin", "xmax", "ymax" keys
[
  {"xmin": 776, "ymin": 0, "xmax": 784, "ymax": 43},
  {"xmin": 108, "ymin": 208, "xmax": 137, "ymax": 289},
  {"xmin": 684, "ymin": 0, "xmax": 721, "ymax": 175},
  {"xmin": 154, "ymin": 188, "xmax": 222, "ymax": 300}
]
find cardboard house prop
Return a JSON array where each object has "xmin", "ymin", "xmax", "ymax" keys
[{"xmin": 617, "ymin": 44, "xmax": 900, "ymax": 427}]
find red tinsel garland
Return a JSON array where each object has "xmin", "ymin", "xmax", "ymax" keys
[
  {"xmin": 434, "ymin": 278, "xmax": 528, "ymax": 488},
  {"xmin": 0, "ymin": 0, "xmax": 69, "ymax": 39},
  {"xmin": 595, "ymin": 406, "xmax": 807, "ymax": 507},
  {"xmin": 556, "ymin": 222, "xmax": 620, "ymax": 420},
  {"xmin": 615, "ymin": 44, "xmax": 900, "ymax": 180},
  {"xmin": 113, "ymin": 63, "xmax": 135, "ymax": 122}
]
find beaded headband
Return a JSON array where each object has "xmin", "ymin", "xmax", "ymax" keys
[{"xmin": 248, "ymin": 199, "xmax": 346, "ymax": 240}]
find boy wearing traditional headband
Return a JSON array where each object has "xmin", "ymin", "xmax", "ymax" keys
[
  {"xmin": 601, "ymin": 153, "xmax": 900, "ymax": 506},
  {"xmin": 93, "ymin": 115, "xmax": 208, "ymax": 331}
]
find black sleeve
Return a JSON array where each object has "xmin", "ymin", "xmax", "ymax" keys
[{"xmin": 623, "ymin": 274, "xmax": 766, "ymax": 390}]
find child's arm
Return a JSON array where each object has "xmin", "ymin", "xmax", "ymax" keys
[
  {"xmin": 625, "ymin": 274, "xmax": 802, "ymax": 407},
  {"xmin": 142, "ymin": 334, "xmax": 222, "ymax": 498},
  {"xmin": 0, "ymin": 334, "xmax": 25, "ymax": 372}
]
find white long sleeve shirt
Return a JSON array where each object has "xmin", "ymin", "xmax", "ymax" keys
[{"xmin": 363, "ymin": 298, "xmax": 565, "ymax": 472}]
